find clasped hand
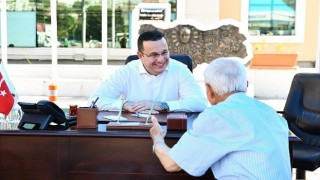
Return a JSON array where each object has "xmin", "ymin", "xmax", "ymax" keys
[{"xmin": 123, "ymin": 101, "xmax": 160, "ymax": 114}]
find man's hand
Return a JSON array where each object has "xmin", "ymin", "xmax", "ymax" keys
[
  {"xmin": 123, "ymin": 101, "xmax": 161, "ymax": 114},
  {"xmin": 150, "ymin": 116, "xmax": 166, "ymax": 142}
]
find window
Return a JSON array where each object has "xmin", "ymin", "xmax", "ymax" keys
[
  {"xmin": 242, "ymin": 0, "xmax": 305, "ymax": 43},
  {"xmin": 4, "ymin": 0, "xmax": 177, "ymax": 49},
  {"xmin": 169, "ymin": 0, "xmax": 177, "ymax": 21},
  {"xmin": 108, "ymin": 0, "xmax": 177, "ymax": 48},
  {"xmin": 57, "ymin": 0, "xmax": 102, "ymax": 48}
]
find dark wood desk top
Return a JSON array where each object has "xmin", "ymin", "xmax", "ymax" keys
[
  {"xmin": 97, "ymin": 111, "xmax": 186, "ymax": 124},
  {"xmin": 0, "ymin": 112, "xmax": 301, "ymax": 143},
  {"xmin": 0, "ymin": 112, "xmax": 198, "ymax": 138},
  {"xmin": 289, "ymin": 131, "xmax": 301, "ymax": 142}
]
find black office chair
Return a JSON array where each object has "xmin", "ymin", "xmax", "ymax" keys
[
  {"xmin": 125, "ymin": 54, "xmax": 193, "ymax": 72},
  {"xmin": 280, "ymin": 73, "xmax": 320, "ymax": 179}
]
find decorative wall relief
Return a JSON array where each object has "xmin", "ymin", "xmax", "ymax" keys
[{"xmin": 139, "ymin": 21, "xmax": 252, "ymax": 69}]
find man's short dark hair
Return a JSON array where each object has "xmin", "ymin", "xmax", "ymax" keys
[{"xmin": 137, "ymin": 30, "xmax": 165, "ymax": 51}]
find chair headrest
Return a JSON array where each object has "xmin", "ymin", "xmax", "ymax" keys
[
  {"xmin": 284, "ymin": 73, "xmax": 320, "ymax": 135},
  {"xmin": 303, "ymin": 79, "xmax": 320, "ymax": 113}
]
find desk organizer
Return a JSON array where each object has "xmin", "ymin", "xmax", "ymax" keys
[
  {"xmin": 77, "ymin": 107, "xmax": 98, "ymax": 128},
  {"xmin": 167, "ymin": 113, "xmax": 187, "ymax": 131}
]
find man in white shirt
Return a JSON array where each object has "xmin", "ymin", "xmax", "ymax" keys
[
  {"xmin": 89, "ymin": 30, "xmax": 207, "ymax": 113},
  {"xmin": 150, "ymin": 57, "xmax": 291, "ymax": 179}
]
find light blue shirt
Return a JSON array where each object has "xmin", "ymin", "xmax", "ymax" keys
[
  {"xmin": 89, "ymin": 59, "xmax": 207, "ymax": 112},
  {"xmin": 169, "ymin": 93, "xmax": 291, "ymax": 179}
]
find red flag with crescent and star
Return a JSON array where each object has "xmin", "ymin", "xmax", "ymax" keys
[{"xmin": 0, "ymin": 62, "xmax": 17, "ymax": 115}]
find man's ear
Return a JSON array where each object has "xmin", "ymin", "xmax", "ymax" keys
[
  {"xmin": 137, "ymin": 51, "xmax": 143, "ymax": 59},
  {"xmin": 205, "ymin": 83, "xmax": 215, "ymax": 99}
]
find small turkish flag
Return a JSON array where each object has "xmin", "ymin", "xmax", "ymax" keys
[
  {"xmin": 0, "ymin": 63, "xmax": 17, "ymax": 115},
  {"xmin": 0, "ymin": 72, "xmax": 14, "ymax": 115}
]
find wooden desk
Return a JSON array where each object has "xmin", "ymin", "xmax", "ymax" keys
[
  {"xmin": 0, "ymin": 113, "xmax": 300, "ymax": 179},
  {"xmin": 0, "ymin": 113, "xmax": 213, "ymax": 180}
]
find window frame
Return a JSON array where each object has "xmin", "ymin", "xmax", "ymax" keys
[{"xmin": 241, "ymin": 0, "xmax": 305, "ymax": 43}]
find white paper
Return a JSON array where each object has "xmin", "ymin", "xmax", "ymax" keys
[{"xmin": 103, "ymin": 115, "xmax": 127, "ymax": 121}]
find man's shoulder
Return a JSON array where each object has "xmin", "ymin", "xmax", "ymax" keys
[
  {"xmin": 170, "ymin": 59, "xmax": 187, "ymax": 66},
  {"xmin": 121, "ymin": 60, "xmax": 140, "ymax": 70},
  {"xmin": 112, "ymin": 60, "xmax": 140, "ymax": 77},
  {"xmin": 169, "ymin": 59, "xmax": 190, "ymax": 71},
  {"xmin": 126, "ymin": 59, "xmax": 141, "ymax": 66}
]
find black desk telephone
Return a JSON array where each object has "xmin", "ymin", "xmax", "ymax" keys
[{"xmin": 18, "ymin": 100, "xmax": 76, "ymax": 130}]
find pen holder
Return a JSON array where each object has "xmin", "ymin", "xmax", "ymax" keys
[{"xmin": 77, "ymin": 107, "xmax": 98, "ymax": 129}]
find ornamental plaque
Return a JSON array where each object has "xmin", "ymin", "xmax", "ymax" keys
[{"xmin": 139, "ymin": 21, "xmax": 251, "ymax": 69}]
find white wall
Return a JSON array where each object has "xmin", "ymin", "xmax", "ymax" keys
[
  {"xmin": 184, "ymin": 0, "xmax": 220, "ymax": 24},
  {"xmin": 7, "ymin": 65, "xmax": 122, "ymax": 97}
]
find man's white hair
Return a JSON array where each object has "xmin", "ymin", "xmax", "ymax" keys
[{"xmin": 204, "ymin": 57, "xmax": 247, "ymax": 96}]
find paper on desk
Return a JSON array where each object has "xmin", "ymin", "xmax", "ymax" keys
[
  {"xmin": 103, "ymin": 115, "xmax": 127, "ymax": 121},
  {"xmin": 116, "ymin": 122, "xmax": 141, "ymax": 126}
]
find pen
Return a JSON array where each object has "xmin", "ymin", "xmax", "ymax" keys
[
  {"xmin": 145, "ymin": 97, "xmax": 157, "ymax": 124},
  {"xmin": 132, "ymin": 112, "xmax": 149, "ymax": 118},
  {"xmin": 117, "ymin": 94, "xmax": 126, "ymax": 122},
  {"xmin": 90, "ymin": 97, "xmax": 99, "ymax": 108}
]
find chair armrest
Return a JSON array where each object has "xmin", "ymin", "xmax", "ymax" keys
[{"xmin": 277, "ymin": 111, "xmax": 284, "ymax": 114}]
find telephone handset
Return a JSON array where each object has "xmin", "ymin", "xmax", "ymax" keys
[
  {"xmin": 18, "ymin": 100, "xmax": 73, "ymax": 130},
  {"xmin": 37, "ymin": 100, "xmax": 66, "ymax": 124}
]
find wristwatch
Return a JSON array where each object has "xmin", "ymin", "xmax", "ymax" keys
[{"xmin": 160, "ymin": 102, "xmax": 169, "ymax": 112}]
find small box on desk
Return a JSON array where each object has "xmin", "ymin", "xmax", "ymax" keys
[
  {"xmin": 77, "ymin": 107, "xmax": 98, "ymax": 129},
  {"xmin": 167, "ymin": 113, "xmax": 187, "ymax": 131}
]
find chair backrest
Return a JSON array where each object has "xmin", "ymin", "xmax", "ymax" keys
[
  {"xmin": 283, "ymin": 73, "xmax": 320, "ymax": 146},
  {"xmin": 125, "ymin": 54, "xmax": 193, "ymax": 72}
]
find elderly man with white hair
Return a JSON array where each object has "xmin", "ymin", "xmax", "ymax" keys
[{"xmin": 150, "ymin": 57, "xmax": 291, "ymax": 179}]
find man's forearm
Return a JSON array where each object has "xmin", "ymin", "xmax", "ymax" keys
[{"xmin": 153, "ymin": 137, "xmax": 181, "ymax": 172}]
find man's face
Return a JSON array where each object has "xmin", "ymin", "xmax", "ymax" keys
[{"xmin": 138, "ymin": 38, "xmax": 170, "ymax": 76}]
